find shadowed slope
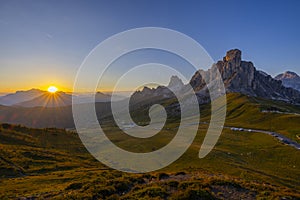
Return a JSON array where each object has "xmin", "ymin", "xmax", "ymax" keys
[{"xmin": 14, "ymin": 92, "xmax": 72, "ymax": 107}]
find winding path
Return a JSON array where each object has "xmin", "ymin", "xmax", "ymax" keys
[{"xmin": 224, "ymin": 126, "xmax": 300, "ymax": 150}]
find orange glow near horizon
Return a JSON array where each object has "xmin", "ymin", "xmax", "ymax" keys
[{"xmin": 47, "ymin": 86, "xmax": 58, "ymax": 93}]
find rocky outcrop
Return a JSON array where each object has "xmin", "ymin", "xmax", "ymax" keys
[
  {"xmin": 131, "ymin": 49, "xmax": 300, "ymax": 104},
  {"xmin": 189, "ymin": 49, "xmax": 300, "ymax": 103},
  {"xmin": 275, "ymin": 71, "xmax": 300, "ymax": 91},
  {"xmin": 168, "ymin": 75, "xmax": 184, "ymax": 91}
]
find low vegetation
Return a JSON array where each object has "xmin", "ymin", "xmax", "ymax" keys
[{"xmin": 0, "ymin": 93, "xmax": 299, "ymax": 199}]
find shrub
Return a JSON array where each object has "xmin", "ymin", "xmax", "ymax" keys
[
  {"xmin": 114, "ymin": 181, "xmax": 131, "ymax": 194},
  {"xmin": 65, "ymin": 182, "xmax": 83, "ymax": 190},
  {"xmin": 166, "ymin": 180, "xmax": 179, "ymax": 188},
  {"xmin": 1, "ymin": 123, "xmax": 11, "ymax": 129},
  {"xmin": 210, "ymin": 179, "xmax": 242, "ymax": 189},
  {"xmin": 142, "ymin": 174, "xmax": 156, "ymax": 180},
  {"xmin": 172, "ymin": 188, "xmax": 215, "ymax": 200},
  {"xmin": 158, "ymin": 172, "xmax": 169, "ymax": 180},
  {"xmin": 107, "ymin": 194, "xmax": 120, "ymax": 200},
  {"xmin": 128, "ymin": 176, "xmax": 146, "ymax": 184},
  {"xmin": 94, "ymin": 186, "xmax": 116, "ymax": 199},
  {"xmin": 175, "ymin": 171, "xmax": 186, "ymax": 176},
  {"xmin": 138, "ymin": 187, "xmax": 168, "ymax": 198}
]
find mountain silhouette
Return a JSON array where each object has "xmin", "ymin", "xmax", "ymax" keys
[
  {"xmin": 14, "ymin": 92, "xmax": 72, "ymax": 107},
  {"xmin": 0, "ymin": 89, "xmax": 45, "ymax": 106},
  {"xmin": 133, "ymin": 49, "xmax": 300, "ymax": 104},
  {"xmin": 275, "ymin": 71, "xmax": 300, "ymax": 91}
]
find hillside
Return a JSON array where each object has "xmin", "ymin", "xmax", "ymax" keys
[
  {"xmin": 204, "ymin": 93, "xmax": 300, "ymax": 143},
  {"xmin": 1, "ymin": 93, "xmax": 300, "ymax": 144},
  {"xmin": 0, "ymin": 101, "xmax": 113, "ymax": 128},
  {"xmin": 0, "ymin": 104, "xmax": 74, "ymax": 128},
  {"xmin": 127, "ymin": 93, "xmax": 300, "ymax": 144},
  {"xmin": 14, "ymin": 92, "xmax": 72, "ymax": 107},
  {"xmin": 0, "ymin": 115, "xmax": 299, "ymax": 199}
]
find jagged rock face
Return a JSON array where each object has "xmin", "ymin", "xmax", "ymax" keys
[
  {"xmin": 131, "ymin": 49, "xmax": 300, "ymax": 104},
  {"xmin": 189, "ymin": 70, "xmax": 206, "ymax": 92},
  {"xmin": 190, "ymin": 49, "xmax": 300, "ymax": 103},
  {"xmin": 223, "ymin": 49, "xmax": 241, "ymax": 66},
  {"xmin": 217, "ymin": 50, "xmax": 257, "ymax": 95},
  {"xmin": 276, "ymin": 71, "xmax": 299, "ymax": 79},
  {"xmin": 168, "ymin": 75, "xmax": 184, "ymax": 91},
  {"xmin": 190, "ymin": 49, "xmax": 256, "ymax": 95},
  {"xmin": 275, "ymin": 71, "xmax": 300, "ymax": 91},
  {"xmin": 132, "ymin": 86, "xmax": 174, "ymax": 102},
  {"xmin": 132, "ymin": 76, "xmax": 184, "ymax": 101}
]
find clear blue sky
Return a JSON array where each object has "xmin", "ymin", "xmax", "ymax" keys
[{"xmin": 0, "ymin": 0, "xmax": 299, "ymax": 92}]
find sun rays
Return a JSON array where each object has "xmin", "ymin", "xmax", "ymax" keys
[{"xmin": 47, "ymin": 86, "xmax": 58, "ymax": 93}]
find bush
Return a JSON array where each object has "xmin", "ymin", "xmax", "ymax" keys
[
  {"xmin": 175, "ymin": 171, "xmax": 186, "ymax": 176},
  {"xmin": 166, "ymin": 180, "xmax": 179, "ymax": 188},
  {"xmin": 158, "ymin": 172, "xmax": 169, "ymax": 180},
  {"xmin": 65, "ymin": 182, "xmax": 83, "ymax": 190},
  {"xmin": 107, "ymin": 194, "xmax": 120, "ymax": 200},
  {"xmin": 94, "ymin": 186, "xmax": 116, "ymax": 199},
  {"xmin": 142, "ymin": 174, "xmax": 156, "ymax": 180},
  {"xmin": 114, "ymin": 181, "xmax": 131, "ymax": 194},
  {"xmin": 210, "ymin": 179, "xmax": 242, "ymax": 189},
  {"xmin": 1, "ymin": 123, "xmax": 12, "ymax": 129},
  {"xmin": 128, "ymin": 176, "xmax": 146, "ymax": 184},
  {"xmin": 138, "ymin": 187, "xmax": 168, "ymax": 198},
  {"xmin": 172, "ymin": 188, "xmax": 215, "ymax": 200}
]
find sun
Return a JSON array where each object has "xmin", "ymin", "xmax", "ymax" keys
[{"xmin": 47, "ymin": 86, "xmax": 58, "ymax": 93}]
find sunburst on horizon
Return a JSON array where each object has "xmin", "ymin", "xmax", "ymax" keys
[{"xmin": 47, "ymin": 86, "xmax": 58, "ymax": 93}]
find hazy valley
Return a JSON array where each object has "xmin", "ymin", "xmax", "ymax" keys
[{"xmin": 0, "ymin": 50, "xmax": 300, "ymax": 199}]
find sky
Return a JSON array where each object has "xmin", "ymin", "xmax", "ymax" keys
[{"xmin": 0, "ymin": 0, "xmax": 300, "ymax": 93}]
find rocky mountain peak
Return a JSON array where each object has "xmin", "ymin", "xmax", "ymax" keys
[
  {"xmin": 275, "ymin": 71, "xmax": 300, "ymax": 91},
  {"xmin": 168, "ymin": 75, "xmax": 184, "ymax": 90},
  {"xmin": 192, "ymin": 49, "xmax": 300, "ymax": 103},
  {"xmin": 132, "ymin": 49, "xmax": 300, "ymax": 104},
  {"xmin": 223, "ymin": 49, "xmax": 242, "ymax": 66},
  {"xmin": 278, "ymin": 71, "xmax": 299, "ymax": 79}
]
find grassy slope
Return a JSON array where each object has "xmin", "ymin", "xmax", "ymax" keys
[
  {"xmin": 199, "ymin": 93, "xmax": 300, "ymax": 142},
  {"xmin": 0, "ymin": 93, "xmax": 299, "ymax": 199}
]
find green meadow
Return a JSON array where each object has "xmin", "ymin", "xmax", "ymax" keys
[{"xmin": 0, "ymin": 94, "xmax": 299, "ymax": 199}]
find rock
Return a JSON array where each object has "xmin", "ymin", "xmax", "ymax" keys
[
  {"xmin": 168, "ymin": 75, "xmax": 184, "ymax": 91},
  {"xmin": 275, "ymin": 71, "xmax": 300, "ymax": 91},
  {"xmin": 223, "ymin": 49, "xmax": 241, "ymax": 67},
  {"xmin": 190, "ymin": 49, "xmax": 300, "ymax": 103},
  {"xmin": 131, "ymin": 49, "xmax": 300, "ymax": 104}
]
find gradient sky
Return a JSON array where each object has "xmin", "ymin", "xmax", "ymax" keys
[{"xmin": 0, "ymin": 0, "xmax": 300, "ymax": 93}]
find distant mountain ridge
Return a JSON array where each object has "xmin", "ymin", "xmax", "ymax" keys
[
  {"xmin": 0, "ymin": 90, "xmax": 117, "ymax": 107},
  {"xmin": 133, "ymin": 49, "xmax": 300, "ymax": 104},
  {"xmin": 14, "ymin": 92, "xmax": 72, "ymax": 107},
  {"xmin": 1, "ymin": 49, "xmax": 300, "ymax": 129},
  {"xmin": 1, "ymin": 49, "xmax": 299, "ymax": 108},
  {"xmin": 194, "ymin": 49, "xmax": 300, "ymax": 103},
  {"xmin": 275, "ymin": 71, "xmax": 300, "ymax": 91},
  {"xmin": 0, "ymin": 89, "xmax": 45, "ymax": 106}
]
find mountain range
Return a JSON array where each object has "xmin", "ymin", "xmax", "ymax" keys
[
  {"xmin": 133, "ymin": 49, "xmax": 300, "ymax": 104},
  {"xmin": 1, "ymin": 49, "xmax": 299, "ymax": 108},
  {"xmin": 0, "ymin": 90, "xmax": 116, "ymax": 107},
  {"xmin": 275, "ymin": 71, "xmax": 300, "ymax": 91},
  {"xmin": 14, "ymin": 92, "xmax": 72, "ymax": 107},
  {"xmin": 0, "ymin": 49, "xmax": 300, "ymax": 128},
  {"xmin": 0, "ymin": 89, "xmax": 46, "ymax": 106}
]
